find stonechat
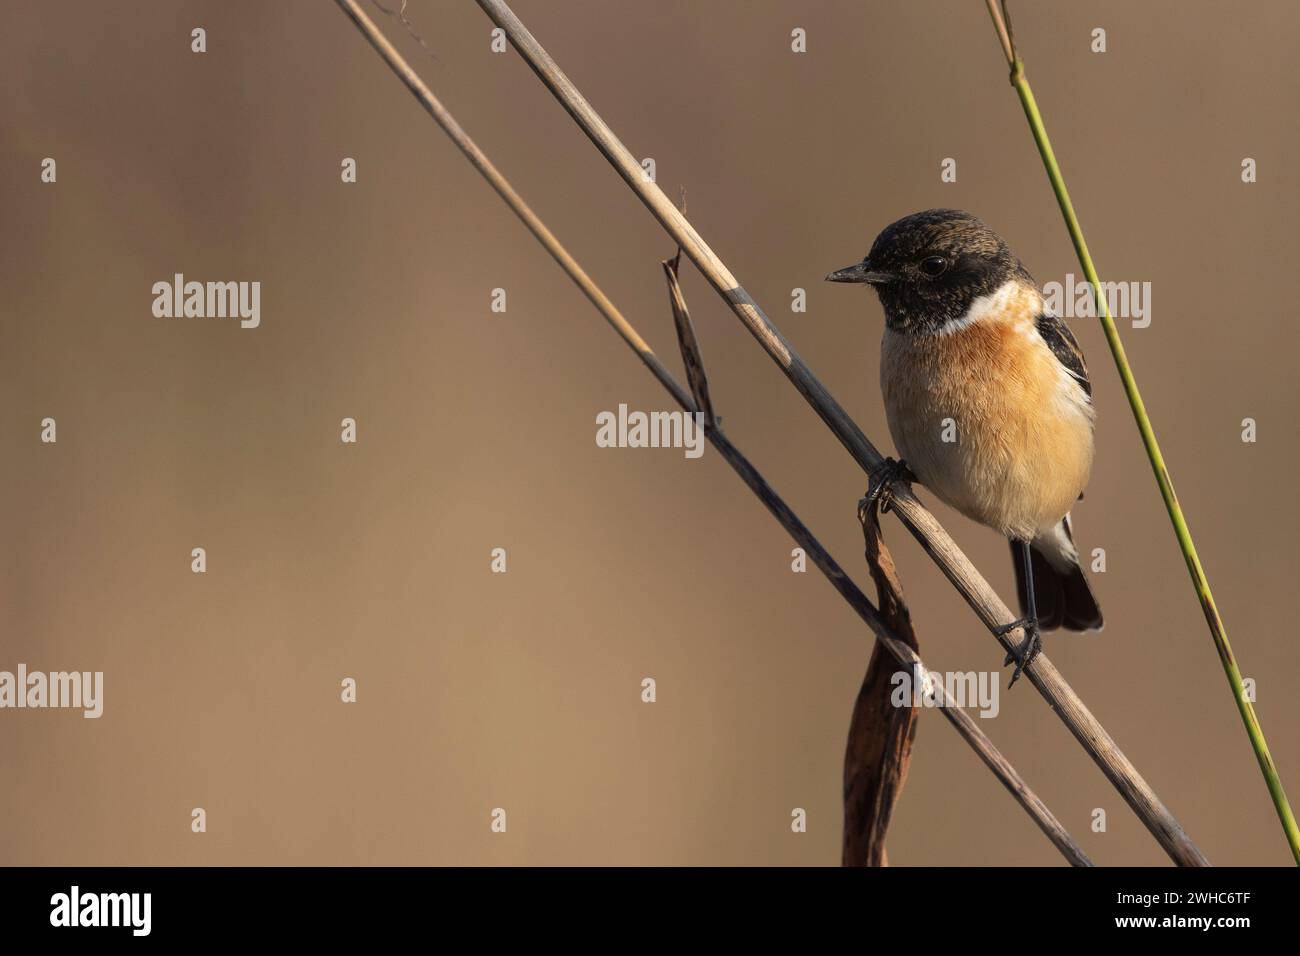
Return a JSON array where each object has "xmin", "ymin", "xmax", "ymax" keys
[{"xmin": 827, "ymin": 208, "xmax": 1103, "ymax": 684}]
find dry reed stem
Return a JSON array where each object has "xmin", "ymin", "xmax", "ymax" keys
[
  {"xmin": 471, "ymin": 0, "xmax": 1207, "ymax": 866},
  {"xmin": 334, "ymin": 0, "xmax": 1092, "ymax": 866}
]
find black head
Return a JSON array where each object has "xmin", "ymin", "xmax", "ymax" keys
[{"xmin": 826, "ymin": 209, "xmax": 1029, "ymax": 334}]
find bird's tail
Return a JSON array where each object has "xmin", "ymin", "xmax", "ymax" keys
[{"xmin": 1012, "ymin": 515, "xmax": 1103, "ymax": 632}]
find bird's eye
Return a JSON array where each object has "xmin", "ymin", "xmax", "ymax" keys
[{"xmin": 919, "ymin": 256, "xmax": 948, "ymax": 278}]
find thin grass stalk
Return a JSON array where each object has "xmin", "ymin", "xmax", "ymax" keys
[
  {"xmin": 471, "ymin": 0, "xmax": 1207, "ymax": 866},
  {"xmin": 333, "ymin": 0, "xmax": 1093, "ymax": 865},
  {"xmin": 985, "ymin": 0, "xmax": 1299, "ymax": 865}
]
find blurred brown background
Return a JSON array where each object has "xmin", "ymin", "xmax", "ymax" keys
[{"xmin": 1, "ymin": 0, "xmax": 1296, "ymax": 866}]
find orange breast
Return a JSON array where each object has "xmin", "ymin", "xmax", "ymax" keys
[{"xmin": 880, "ymin": 310, "xmax": 1094, "ymax": 540}]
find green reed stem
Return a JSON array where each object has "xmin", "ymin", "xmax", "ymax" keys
[{"xmin": 985, "ymin": 2, "xmax": 1299, "ymax": 863}]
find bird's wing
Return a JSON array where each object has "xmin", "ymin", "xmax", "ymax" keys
[{"xmin": 1035, "ymin": 313, "xmax": 1092, "ymax": 398}]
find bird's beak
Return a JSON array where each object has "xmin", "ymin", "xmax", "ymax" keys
[{"xmin": 825, "ymin": 260, "xmax": 895, "ymax": 285}]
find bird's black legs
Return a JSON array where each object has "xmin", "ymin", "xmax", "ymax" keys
[
  {"xmin": 996, "ymin": 539, "xmax": 1042, "ymax": 687},
  {"xmin": 857, "ymin": 457, "xmax": 915, "ymax": 521},
  {"xmin": 859, "ymin": 468, "xmax": 1040, "ymax": 686}
]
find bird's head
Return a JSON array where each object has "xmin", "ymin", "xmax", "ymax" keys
[{"xmin": 826, "ymin": 209, "xmax": 1027, "ymax": 334}]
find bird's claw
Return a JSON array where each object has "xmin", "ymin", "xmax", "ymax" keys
[
  {"xmin": 857, "ymin": 457, "xmax": 914, "ymax": 522},
  {"xmin": 996, "ymin": 617, "xmax": 1042, "ymax": 687}
]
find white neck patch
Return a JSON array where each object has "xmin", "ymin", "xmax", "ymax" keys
[{"xmin": 936, "ymin": 278, "xmax": 1040, "ymax": 337}]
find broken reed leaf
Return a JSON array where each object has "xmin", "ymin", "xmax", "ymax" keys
[
  {"xmin": 843, "ymin": 502, "xmax": 919, "ymax": 867},
  {"xmin": 662, "ymin": 255, "xmax": 716, "ymax": 427}
]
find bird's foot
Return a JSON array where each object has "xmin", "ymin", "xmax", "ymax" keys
[
  {"xmin": 857, "ymin": 457, "xmax": 915, "ymax": 522},
  {"xmin": 996, "ymin": 617, "xmax": 1042, "ymax": 688}
]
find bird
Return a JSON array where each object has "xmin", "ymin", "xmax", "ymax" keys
[{"xmin": 826, "ymin": 208, "xmax": 1103, "ymax": 685}]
